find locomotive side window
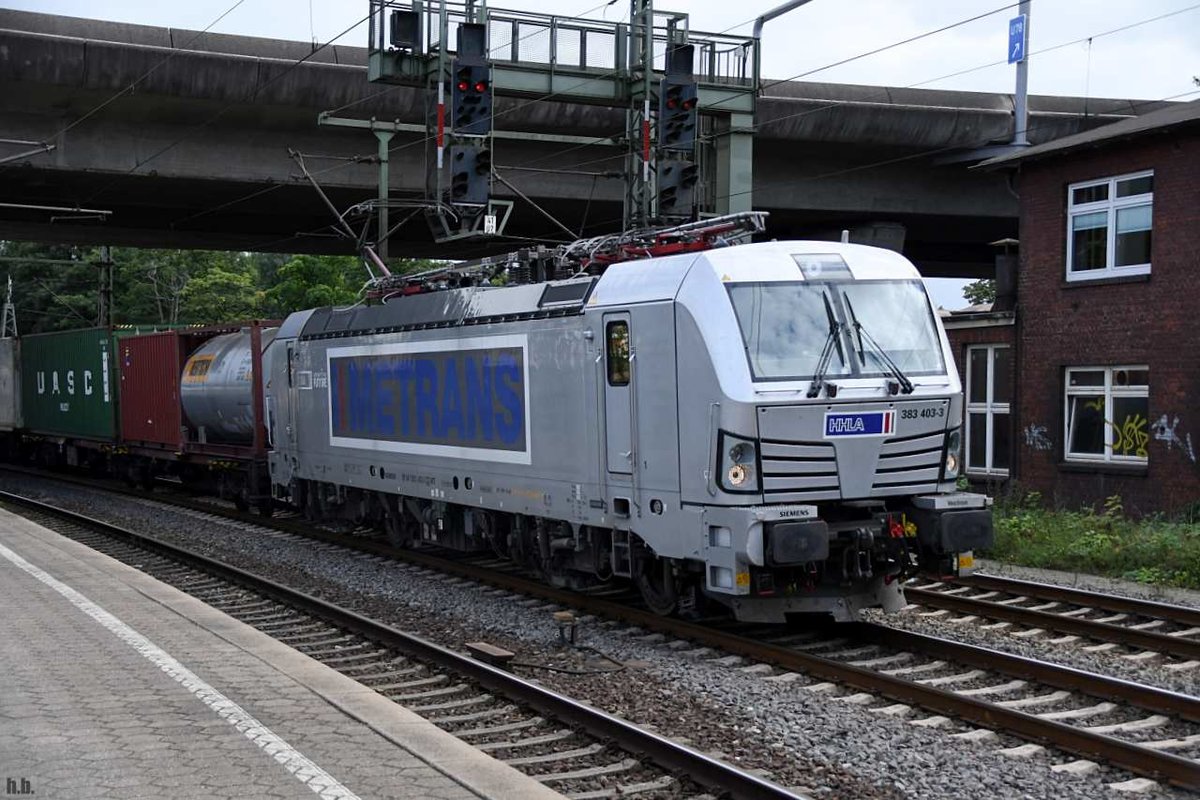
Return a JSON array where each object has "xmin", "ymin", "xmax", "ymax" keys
[{"xmin": 606, "ymin": 321, "xmax": 630, "ymax": 386}]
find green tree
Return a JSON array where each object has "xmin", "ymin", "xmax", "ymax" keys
[
  {"xmin": 962, "ymin": 278, "xmax": 997, "ymax": 306},
  {"xmin": 262, "ymin": 255, "xmax": 361, "ymax": 316},
  {"xmin": 180, "ymin": 266, "xmax": 260, "ymax": 323},
  {"xmin": 1, "ymin": 240, "xmax": 456, "ymax": 330},
  {"xmin": 0, "ymin": 241, "xmax": 101, "ymax": 333}
]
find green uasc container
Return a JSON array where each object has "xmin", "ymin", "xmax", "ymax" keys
[{"xmin": 20, "ymin": 327, "xmax": 118, "ymax": 440}]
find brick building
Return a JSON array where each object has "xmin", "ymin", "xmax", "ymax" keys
[{"xmin": 945, "ymin": 100, "xmax": 1200, "ymax": 515}]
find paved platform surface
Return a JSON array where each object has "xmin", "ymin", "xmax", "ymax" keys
[{"xmin": 0, "ymin": 506, "xmax": 564, "ymax": 800}]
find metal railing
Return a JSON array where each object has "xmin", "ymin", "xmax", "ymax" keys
[{"xmin": 368, "ymin": 0, "xmax": 756, "ymax": 87}]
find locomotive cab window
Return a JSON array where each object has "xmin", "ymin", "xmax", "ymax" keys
[
  {"xmin": 727, "ymin": 280, "xmax": 944, "ymax": 382},
  {"xmin": 606, "ymin": 321, "xmax": 630, "ymax": 386}
]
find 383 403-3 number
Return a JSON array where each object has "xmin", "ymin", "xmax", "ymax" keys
[{"xmin": 900, "ymin": 407, "xmax": 945, "ymax": 420}]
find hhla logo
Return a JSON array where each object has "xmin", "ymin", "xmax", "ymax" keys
[{"xmin": 5, "ymin": 777, "xmax": 33, "ymax": 795}]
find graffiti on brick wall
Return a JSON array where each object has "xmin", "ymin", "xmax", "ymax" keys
[
  {"xmin": 1023, "ymin": 424, "xmax": 1053, "ymax": 451},
  {"xmin": 1150, "ymin": 415, "xmax": 1197, "ymax": 464}
]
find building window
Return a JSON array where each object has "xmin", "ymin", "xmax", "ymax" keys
[
  {"xmin": 966, "ymin": 345, "xmax": 1011, "ymax": 476},
  {"xmin": 1066, "ymin": 171, "xmax": 1153, "ymax": 281},
  {"xmin": 1064, "ymin": 367, "xmax": 1149, "ymax": 464}
]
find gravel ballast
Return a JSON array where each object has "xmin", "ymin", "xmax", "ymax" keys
[{"xmin": 3, "ymin": 475, "xmax": 1194, "ymax": 800}]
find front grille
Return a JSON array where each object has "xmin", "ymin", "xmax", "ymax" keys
[
  {"xmin": 760, "ymin": 439, "xmax": 840, "ymax": 502},
  {"xmin": 758, "ymin": 431, "xmax": 944, "ymax": 502},
  {"xmin": 872, "ymin": 431, "xmax": 944, "ymax": 495}
]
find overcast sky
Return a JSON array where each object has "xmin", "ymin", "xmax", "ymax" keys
[{"xmin": 6, "ymin": 0, "xmax": 1198, "ymax": 306}]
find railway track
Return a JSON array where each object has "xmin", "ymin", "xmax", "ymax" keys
[
  {"xmin": 0, "ymin": 489, "xmax": 797, "ymax": 800},
  {"xmin": 905, "ymin": 576, "xmax": 1200, "ymax": 664},
  {"xmin": 4, "ymin": 467, "xmax": 1200, "ymax": 791}
]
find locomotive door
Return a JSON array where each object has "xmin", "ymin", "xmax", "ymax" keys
[
  {"xmin": 283, "ymin": 342, "xmax": 296, "ymax": 445},
  {"xmin": 603, "ymin": 314, "xmax": 633, "ymax": 475}
]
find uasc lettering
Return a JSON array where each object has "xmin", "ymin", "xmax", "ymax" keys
[{"xmin": 36, "ymin": 369, "xmax": 95, "ymax": 398}]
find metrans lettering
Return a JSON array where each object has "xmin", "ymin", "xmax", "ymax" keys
[{"xmin": 327, "ymin": 339, "xmax": 529, "ymax": 461}]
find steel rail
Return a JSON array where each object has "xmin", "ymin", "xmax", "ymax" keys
[
  {"xmin": 905, "ymin": 586, "xmax": 1200, "ymax": 662},
  {"xmin": 0, "ymin": 490, "xmax": 803, "ymax": 800},
  {"xmin": 956, "ymin": 574, "xmax": 1200, "ymax": 629},
  {"xmin": 138, "ymin": 501, "xmax": 1200, "ymax": 788},
  {"xmin": 3, "ymin": 470, "xmax": 1198, "ymax": 789},
  {"xmin": 854, "ymin": 622, "xmax": 1200, "ymax": 722}
]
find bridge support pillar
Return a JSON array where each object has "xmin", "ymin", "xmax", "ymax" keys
[{"xmin": 714, "ymin": 113, "xmax": 753, "ymax": 214}]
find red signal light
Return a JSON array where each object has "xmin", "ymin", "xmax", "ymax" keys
[
  {"xmin": 666, "ymin": 98, "xmax": 679, "ymax": 109},
  {"xmin": 474, "ymin": 81, "xmax": 488, "ymax": 93},
  {"xmin": 457, "ymin": 80, "xmax": 470, "ymax": 91},
  {"xmin": 682, "ymin": 98, "xmax": 696, "ymax": 110}
]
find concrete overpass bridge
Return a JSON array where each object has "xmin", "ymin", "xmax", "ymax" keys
[{"xmin": 0, "ymin": 9, "xmax": 1165, "ymax": 276}]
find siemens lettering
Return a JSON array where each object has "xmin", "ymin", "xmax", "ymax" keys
[{"xmin": 328, "ymin": 340, "xmax": 529, "ymax": 462}]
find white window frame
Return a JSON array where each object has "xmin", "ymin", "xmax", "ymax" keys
[
  {"xmin": 1066, "ymin": 170, "xmax": 1153, "ymax": 281},
  {"xmin": 965, "ymin": 345, "xmax": 1010, "ymax": 477},
  {"xmin": 1063, "ymin": 366, "xmax": 1149, "ymax": 465}
]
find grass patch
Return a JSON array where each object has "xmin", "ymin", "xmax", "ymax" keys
[{"xmin": 984, "ymin": 493, "xmax": 1200, "ymax": 590}]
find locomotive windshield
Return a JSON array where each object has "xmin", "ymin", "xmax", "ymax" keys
[{"xmin": 728, "ymin": 279, "xmax": 945, "ymax": 382}]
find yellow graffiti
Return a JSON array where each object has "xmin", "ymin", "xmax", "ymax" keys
[
  {"xmin": 1079, "ymin": 398, "xmax": 1149, "ymax": 457},
  {"xmin": 1113, "ymin": 413, "xmax": 1149, "ymax": 458}
]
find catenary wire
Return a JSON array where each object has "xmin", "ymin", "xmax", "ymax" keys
[
  {"xmin": 82, "ymin": 11, "xmax": 374, "ymax": 205},
  {"xmin": 428, "ymin": 85, "xmax": 1200, "ymax": 265},
  {"xmin": 503, "ymin": 0, "xmax": 1200, "ymax": 191},
  {"xmin": 320, "ymin": 0, "xmax": 633, "ymax": 118},
  {"xmin": 166, "ymin": 1, "xmax": 1018, "ymax": 229},
  {"xmin": 170, "ymin": 2, "xmax": 1196, "ymax": 248}
]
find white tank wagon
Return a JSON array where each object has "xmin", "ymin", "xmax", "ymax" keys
[
  {"xmin": 181, "ymin": 329, "xmax": 279, "ymax": 443},
  {"xmin": 265, "ymin": 240, "xmax": 992, "ymax": 622}
]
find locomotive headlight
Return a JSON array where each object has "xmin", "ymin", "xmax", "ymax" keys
[
  {"xmin": 719, "ymin": 433, "xmax": 759, "ymax": 492},
  {"xmin": 943, "ymin": 428, "xmax": 962, "ymax": 480},
  {"xmin": 727, "ymin": 463, "xmax": 751, "ymax": 486}
]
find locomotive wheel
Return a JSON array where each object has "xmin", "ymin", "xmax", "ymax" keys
[
  {"xmin": 384, "ymin": 502, "xmax": 415, "ymax": 549},
  {"xmin": 475, "ymin": 512, "xmax": 508, "ymax": 559},
  {"xmin": 635, "ymin": 555, "xmax": 679, "ymax": 617}
]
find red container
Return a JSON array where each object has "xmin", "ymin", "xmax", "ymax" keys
[{"xmin": 117, "ymin": 331, "xmax": 186, "ymax": 448}]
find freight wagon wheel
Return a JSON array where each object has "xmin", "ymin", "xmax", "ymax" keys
[{"xmin": 634, "ymin": 554, "xmax": 679, "ymax": 617}]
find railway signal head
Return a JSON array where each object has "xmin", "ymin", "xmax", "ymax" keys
[
  {"xmin": 451, "ymin": 62, "xmax": 493, "ymax": 135},
  {"xmin": 658, "ymin": 78, "xmax": 698, "ymax": 152},
  {"xmin": 449, "ymin": 145, "xmax": 489, "ymax": 205},
  {"xmin": 656, "ymin": 158, "xmax": 698, "ymax": 218}
]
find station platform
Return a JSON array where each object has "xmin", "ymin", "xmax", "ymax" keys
[{"xmin": 0, "ymin": 506, "xmax": 565, "ymax": 800}]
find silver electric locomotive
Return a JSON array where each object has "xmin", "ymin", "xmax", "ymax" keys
[{"xmin": 265, "ymin": 239, "xmax": 992, "ymax": 622}]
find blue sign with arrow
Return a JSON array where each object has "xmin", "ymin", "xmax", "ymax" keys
[{"xmin": 1008, "ymin": 14, "xmax": 1027, "ymax": 64}]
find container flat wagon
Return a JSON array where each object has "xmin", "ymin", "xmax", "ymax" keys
[
  {"xmin": 116, "ymin": 322, "xmax": 278, "ymax": 510},
  {"xmin": 0, "ymin": 337, "xmax": 19, "ymax": 458},
  {"xmin": 18, "ymin": 327, "xmax": 123, "ymax": 468}
]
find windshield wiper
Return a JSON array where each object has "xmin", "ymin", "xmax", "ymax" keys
[
  {"xmin": 845, "ymin": 296, "xmax": 914, "ymax": 395},
  {"xmin": 807, "ymin": 293, "xmax": 844, "ymax": 398}
]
